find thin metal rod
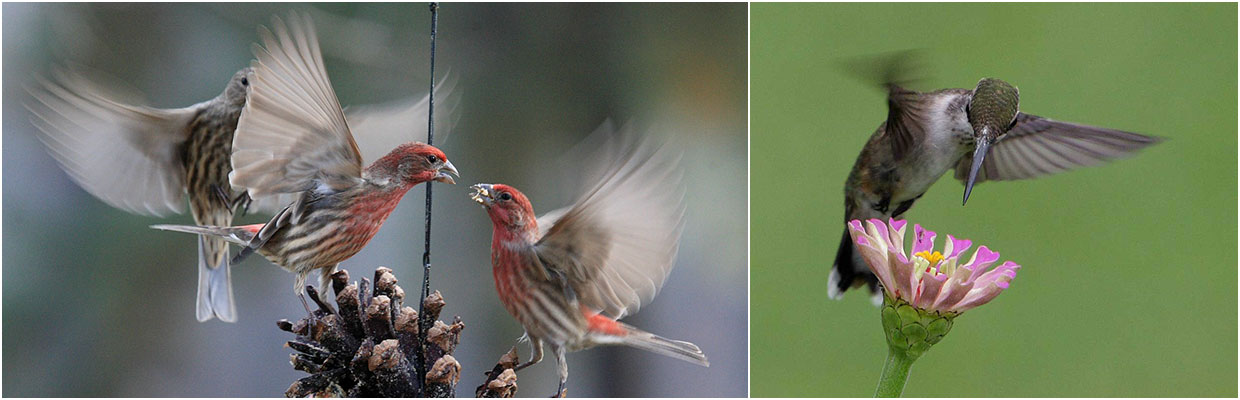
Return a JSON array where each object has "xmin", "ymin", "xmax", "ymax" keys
[{"xmin": 415, "ymin": 2, "xmax": 438, "ymax": 393}]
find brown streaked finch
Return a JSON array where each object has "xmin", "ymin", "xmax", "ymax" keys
[
  {"xmin": 28, "ymin": 67, "xmax": 255, "ymax": 322},
  {"xmin": 153, "ymin": 12, "xmax": 459, "ymax": 319},
  {"xmin": 469, "ymin": 122, "xmax": 707, "ymax": 397}
]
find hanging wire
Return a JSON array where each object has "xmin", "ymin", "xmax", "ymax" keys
[{"xmin": 415, "ymin": 2, "xmax": 438, "ymax": 392}]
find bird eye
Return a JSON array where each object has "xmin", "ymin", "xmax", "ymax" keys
[
  {"xmin": 499, "ymin": 192, "xmax": 512, "ymax": 201},
  {"xmin": 240, "ymin": 77, "xmax": 249, "ymax": 86},
  {"xmin": 426, "ymin": 154, "xmax": 439, "ymax": 163}
]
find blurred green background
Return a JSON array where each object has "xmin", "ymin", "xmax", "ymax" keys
[
  {"xmin": 4, "ymin": 3, "xmax": 746, "ymax": 397},
  {"xmin": 752, "ymin": 3, "xmax": 1235, "ymax": 397}
]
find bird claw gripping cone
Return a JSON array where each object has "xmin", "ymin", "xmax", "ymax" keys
[{"xmin": 280, "ymin": 267, "xmax": 468, "ymax": 398}]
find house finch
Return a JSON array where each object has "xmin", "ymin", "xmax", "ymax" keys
[
  {"xmin": 27, "ymin": 32, "xmax": 457, "ymax": 324},
  {"xmin": 28, "ymin": 67, "xmax": 255, "ymax": 322},
  {"xmin": 152, "ymin": 12, "xmax": 459, "ymax": 317},
  {"xmin": 469, "ymin": 122, "xmax": 708, "ymax": 397}
]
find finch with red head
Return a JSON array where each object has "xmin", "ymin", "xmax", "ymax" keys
[
  {"xmin": 153, "ymin": 12, "xmax": 459, "ymax": 316},
  {"xmin": 470, "ymin": 122, "xmax": 707, "ymax": 397}
]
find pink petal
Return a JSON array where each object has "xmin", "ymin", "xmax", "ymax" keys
[
  {"xmin": 912, "ymin": 224, "xmax": 937, "ymax": 255},
  {"xmin": 848, "ymin": 220, "xmax": 865, "ymax": 232},
  {"xmin": 945, "ymin": 234, "xmax": 972, "ymax": 259},
  {"xmin": 914, "ymin": 273, "xmax": 947, "ymax": 309},
  {"xmin": 887, "ymin": 218, "xmax": 909, "ymax": 259},
  {"xmin": 962, "ymin": 246, "xmax": 1000, "ymax": 284},
  {"xmin": 974, "ymin": 261, "xmax": 1021, "ymax": 288},
  {"xmin": 889, "ymin": 256, "xmax": 914, "ymax": 299},
  {"xmin": 950, "ymin": 277, "xmax": 1013, "ymax": 312},
  {"xmin": 866, "ymin": 219, "xmax": 890, "ymax": 247},
  {"xmin": 932, "ymin": 278, "xmax": 972, "ymax": 310}
]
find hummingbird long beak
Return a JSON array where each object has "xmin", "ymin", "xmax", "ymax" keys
[
  {"xmin": 434, "ymin": 160, "xmax": 459, "ymax": 184},
  {"xmin": 962, "ymin": 139, "xmax": 991, "ymax": 205}
]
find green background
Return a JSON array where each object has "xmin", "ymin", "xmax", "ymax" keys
[{"xmin": 752, "ymin": 3, "xmax": 1235, "ymax": 397}]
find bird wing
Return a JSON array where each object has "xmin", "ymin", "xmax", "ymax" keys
[
  {"xmin": 344, "ymin": 73, "xmax": 461, "ymax": 166},
  {"xmin": 230, "ymin": 12, "xmax": 363, "ymax": 200},
  {"xmin": 883, "ymin": 85, "xmax": 931, "ymax": 160},
  {"xmin": 954, "ymin": 112, "xmax": 1161, "ymax": 183},
  {"xmin": 533, "ymin": 122, "xmax": 686, "ymax": 319},
  {"xmin": 26, "ymin": 68, "xmax": 198, "ymax": 217}
]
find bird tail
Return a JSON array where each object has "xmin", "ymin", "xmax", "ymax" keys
[
  {"xmin": 830, "ymin": 227, "xmax": 881, "ymax": 302},
  {"xmin": 197, "ymin": 235, "xmax": 237, "ymax": 322},
  {"xmin": 151, "ymin": 224, "xmax": 256, "ymax": 245},
  {"xmin": 611, "ymin": 323, "xmax": 709, "ymax": 367}
]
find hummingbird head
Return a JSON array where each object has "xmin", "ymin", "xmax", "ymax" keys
[
  {"xmin": 962, "ymin": 78, "xmax": 1019, "ymax": 205},
  {"xmin": 223, "ymin": 67, "xmax": 254, "ymax": 107}
]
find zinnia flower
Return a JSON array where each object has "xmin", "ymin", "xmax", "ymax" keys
[
  {"xmin": 847, "ymin": 218, "xmax": 1019, "ymax": 313},
  {"xmin": 849, "ymin": 218, "xmax": 1022, "ymax": 397}
]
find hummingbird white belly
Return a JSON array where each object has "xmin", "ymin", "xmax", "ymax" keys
[{"xmin": 891, "ymin": 92, "xmax": 973, "ymax": 202}]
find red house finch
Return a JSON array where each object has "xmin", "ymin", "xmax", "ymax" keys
[
  {"xmin": 27, "ymin": 24, "xmax": 456, "ymax": 323},
  {"xmin": 153, "ymin": 12, "xmax": 458, "ymax": 317},
  {"xmin": 28, "ymin": 67, "xmax": 255, "ymax": 322},
  {"xmin": 469, "ymin": 123, "xmax": 707, "ymax": 397}
]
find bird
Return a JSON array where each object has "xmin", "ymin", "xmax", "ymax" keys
[
  {"xmin": 28, "ymin": 66, "xmax": 256, "ymax": 322},
  {"xmin": 469, "ymin": 122, "xmax": 708, "ymax": 397},
  {"xmin": 27, "ymin": 25, "xmax": 458, "ymax": 324},
  {"xmin": 830, "ymin": 73, "xmax": 1162, "ymax": 301},
  {"xmin": 152, "ymin": 12, "xmax": 459, "ymax": 318}
]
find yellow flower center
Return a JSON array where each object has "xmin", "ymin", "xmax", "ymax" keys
[{"xmin": 915, "ymin": 250, "xmax": 945, "ymax": 267}]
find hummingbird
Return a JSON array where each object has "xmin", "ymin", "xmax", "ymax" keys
[{"xmin": 830, "ymin": 77, "xmax": 1161, "ymax": 301}]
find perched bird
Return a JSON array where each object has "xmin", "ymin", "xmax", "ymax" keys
[
  {"xmin": 153, "ymin": 12, "xmax": 459, "ymax": 317},
  {"xmin": 469, "ymin": 123, "xmax": 708, "ymax": 397},
  {"xmin": 28, "ymin": 67, "xmax": 255, "ymax": 322},
  {"xmin": 831, "ymin": 76, "xmax": 1161, "ymax": 300}
]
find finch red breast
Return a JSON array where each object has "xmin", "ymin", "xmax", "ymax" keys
[
  {"xmin": 153, "ymin": 12, "xmax": 459, "ymax": 317},
  {"xmin": 470, "ymin": 122, "xmax": 707, "ymax": 397}
]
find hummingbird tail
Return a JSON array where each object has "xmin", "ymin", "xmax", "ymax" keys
[{"xmin": 830, "ymin": 228, "xmax": 881, "ymax": 301}]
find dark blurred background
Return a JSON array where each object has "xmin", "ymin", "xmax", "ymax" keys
[
  {"xmin": 751, "ymin": 3, "xmax": 1235, "ymax": 397},
  {"xmin": 3, "ymin": 3, "xmax": 747, "ymax": 397}
]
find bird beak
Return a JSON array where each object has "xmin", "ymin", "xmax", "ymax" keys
[
  {"xmin": 962, "ymin": 137, "xmax": 992, "ymax": 205},
  {"xmin": 470, "ymin": 183, "xmax": 495, "ymax": 207},
  {"xmin": 434, "ymin": 160, "xmax": 459, "ymax": 184}
]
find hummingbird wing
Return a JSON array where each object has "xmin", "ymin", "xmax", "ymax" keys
[
  {"xmin": 953, "ymin": 112, "xmax": 1161, "ymax": 183},
  {"xmin": 532, "ymin": 122, "xmax": 686, "ymax": 319},
  {"xmin": 230, "ymin": 12, "xmax": 364, "ymax": 200},
  {"xmin": 26, "ymin": 68, "xmax": 197, "ymax": 217},
  {"xmin": 882, "ymin": 85, "xmax": 932, "ymax": 160},
  {"xmin": 344, "ymin": 73, "xmax": 461, "ymax": 166}
]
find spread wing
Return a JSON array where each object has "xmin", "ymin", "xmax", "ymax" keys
[
  {"xmin": 345, "ymin": 73, "xmax": 461, "ymax": 165},
  {"xmin": 26, "ymin": 68, "xmax": 197, "ymax": 217},
  {"xmin": 533, "ymin": 122, "xmax": 686, "ymax": 319},
  {"xmin": 230, "ymin": 12, "xmax": 363, "ymax": 199},
  {"xmin": 954, "ymin": 112, "xmax": 1161, "ymax": 183}
]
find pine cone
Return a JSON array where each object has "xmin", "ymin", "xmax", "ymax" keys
[{"xmin": 280, "ymin": 267, "xmax": 465, "ymax": 397}]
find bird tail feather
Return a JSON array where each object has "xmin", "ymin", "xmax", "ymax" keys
[{"xmin": 616, "ymin": 324, "xmax": 709, "ymax": 367}]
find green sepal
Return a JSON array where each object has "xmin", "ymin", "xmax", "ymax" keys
[{"xmin": 880, "ymin": 293, "xmax": 958, "ymax": 360}]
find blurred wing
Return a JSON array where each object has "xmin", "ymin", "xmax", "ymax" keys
[
  {"xmin": 230, "ymin": 12, "xmax": 363, "ymax": 198},
  {"xmin": 26, "ymin": 69, "xmax": 196, "ymax": 217},
  {"xmin": 245, "ymin": 192, "xmax": 302, "ymax": 215},
  {"xmin": 345, "ymin": 73, "xmax": 461, "ymax": 165},
  {"xmin": 954, "ymin": 112, "xmax": 1162, "ymax": 183},
  {"xmin": 883, "ymin": 85, "xmax": 932, "ymax": 159},
  {"xmin": 535, "ymin": 206, "xmax": 570, "ymax": 239},
  {"xmin": 534, "ymin": 122, "xmax": 686, "ymax": 319}
]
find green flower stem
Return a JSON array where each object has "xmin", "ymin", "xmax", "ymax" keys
[
  {"xmin": 875, "ymin": 346, "xmax": 919, "ymax": 397},
  {"xmin": 874, "ymin": 294, "xmax": 958, "ymax": 397}
]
